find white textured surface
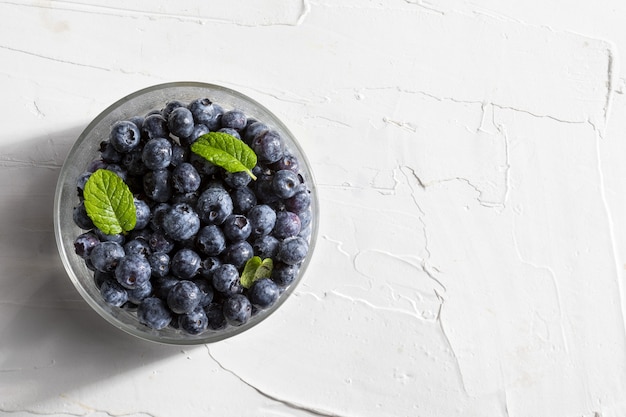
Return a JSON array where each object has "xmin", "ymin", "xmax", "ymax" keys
[{"xmin": 2, "ymin": 1, "xmax": 626, "ymax": 416}]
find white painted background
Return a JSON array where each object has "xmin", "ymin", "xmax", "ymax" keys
[{"xmin": 1, "ymin": 1, "xmax": 626, "ymax": 416}]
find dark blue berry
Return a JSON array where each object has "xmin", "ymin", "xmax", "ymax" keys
[
  {"xmin": 74, "ymin": 231, "xmax": 100, "ymax": 259},
  {"xmin": 269, "ymin": 152, "xmax": 300, "ymax": 173},
  {"xmin": 277, "ymin": 236, "xmax": 309, "ymax": 265},
  {"xmin": 152, "ymin": 274, "xmax": 179, "ymax": 299},
  {"xmin": 123, "ymin": 150, "xmax": 147, "ymax": 176},
  {"xmin": 192, "ymin": 278, "xmax": 214, "ymax": 307},
  {"xmin": 170, "ymin": 143, "xmax": 189, "ymax": 166},
  {"xmin": 127, "ymin": 280, "xmax": 152, "ymax": 304},
  {"xmin": 252, "ymin": 235, "xmax": 280, "ymax": 259},
  {"xmin": 205, "ymin": 302, "xmax": 227, "ymax": 330},
  {"xmin": 189, "ymin": 152, "xmax": 220, "ymax": 176},
  {"xmin": 199, "ymin": 256, "xmax": 222, "ymax": 280},
  {"xmin": 249, "ymin": 278, "xmax": 280, "ymax": 309},
  {"xmin": 251, "ymin": 130, "xmax": 284, "ymax": 163},
  {"xmin": 99, "ymin": 140, "xmax": 123, "ymax": 163},
  {"xmin": 196, "ymin": 225, "xmax": 226, "ymax": 256},
  {"xmin": 167, "ymin": 280, "xmax": 201, "ymax": 314},
  {"xmin": 90, "ymin": 241, "xmax": 125, "ymax": 273},
  {"xmin": 170, "ymin": 248, "xmax": 201, "ymax": 279},
  {"xmin": 100, "ymin": 279, "xmax": 128, "ymax": 307},
  {"xmin": 123, "ymin": 238, "xmax": 151, "ymax": 257},
  {"xmin": 115, "ymin": 254, "xmax": 151, "ymax": 289},
  {"xmin": 137, "ymin": 297, "xmax": 172, "ymax": 330},
  {"xmin": 188, "ymin": 98, "xmax": 224, "ymax": 131},
  {"xmin": 212, "ymin": 264, "xmax": 242, "ymax": 296},
  {"xmin": 94, "ymin": 229, "xmax": 126, "ymax": 245},
  {"xmin": 162, "ymin": 203, "xmax": 200, "ymax": 241},
  {"xmin": 143, "ymin": 169, "xmax": 172, "ymax": 203},
  {"xmin": 105, "ymin": 164, "xmax": 128, "ymax": 182},
  {"xmin": 222, "ymin": 241, "xmax": 254, "ymax": 269},
  {"xmin": 222, "ymin": 214, "xmax": 251, "ymax": 242},
  {"xmin": 148, "ymin": 231, "xmax": 175, "ymax": 253},
  {"xmin": 271, "ymin": 262, "xmax": 300, "ymax": 287},
  {"xmin": 242, "ymin": 121, "xmax": 269, "ymax": 145},
  {"xmin": 179, "ymin": 306, "xmax": 209, "ymax": 335},
  {"xmin": 168, "ymin": 106, "xmax": 195, "ymax": 139},
  {"xmin": 224, "ymin": 171, "xmax": 251, "ymax": 189},
  {"xmin": 196, "ymin": 187, "xmax": 233, "ymax": 225},
  {"xmin": 273, "ymin": 211, "xmax": 301, "ymax": 239},
  {"xmin": 230, "ymin": 187, "xmax": 257, "ymax": 214},
  {"xmin": 161, "ymin": 100, "xmax": 186, "ymax": 120},
  {"xmin": 247, "ymin": 204, "xmax": 276, "ymax": 239},
  {"xmin": 128, "ymin": 116, "xmax": 144, "ymax": 132},
  {"xmin": 149, "ymin": 203, "xmax": 170, "ymax": 231},
  {"xmin": 181, "ymin": 123, "xmax": 210, "ymax": 147},
  {"xmin": 142, "ymin": 113, "xmax": 169, "ymax": 140},
  {"xmin": 223, "ymin": 294, "xmax": 252, "ymax": 326},
  {"xmin": 73, "ymin": 201, "xmax": 94, "ymax": 230},
  {"xmin": 172, "ymin": 162, "xmax": 201, "ymax": 193},
  {"xmin": 148, "ymin": 252, "xmax": 170, "ymax": 277},
  {"xmin": 134, "ymin": 198, "xmax": 151, "ymax": 230},
  {"xmin": 142, "ymin": 138, "xmax": 172, "ymax": 170},
  {"xmin": 218, "ymin": 128, "xmax": 241, "ymax": 140},
  {"xmin": 220, "ymin": 109, "xmax": 247, "ymax": 130},
  {"xmin": 285, "ymin": 190, "xmax": 311, "ymax": 213},
  {"xmin": 109, "ymin": 120, "xmax": 141, "ymax": 153},
  {"xmin": 272, "ymin": 170, "xmax": 300, "ymax": 199}
]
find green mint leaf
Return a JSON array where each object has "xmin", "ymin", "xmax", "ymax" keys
[
  {"xmin": 241, "ymin": 256, "xmax": 262, "ymax": 289},
  {"xmin": 191, "ymin": 132, "xmax": 257, "ymax": 180},
  {"xmin": 83, "ymin": 169, "xmax": 137, "ymax": 235},
  {"xmin": 241, "ymin": 257, "xmax": 274, "ymax": 289}
]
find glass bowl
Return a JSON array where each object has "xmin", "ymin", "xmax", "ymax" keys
[{"xmin": 54, "ymin": 81, "xmax": 318, "ymax": 345}]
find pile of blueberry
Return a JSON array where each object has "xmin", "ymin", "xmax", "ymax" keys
[{"xmin": 72, "ymin": 97, "xmax": 312, "ymax": 335}]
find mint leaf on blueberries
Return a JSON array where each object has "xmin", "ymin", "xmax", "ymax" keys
[
  {"xmin": 83, "ymin": 169, "xmax": 137, "ymax": 235},
  {"xmin": 191, "ymin": 132, "xmax": 257, "ymax": 180},
  {"xmin": 241, "ymin": 256, "xmax": 273, "ymax": 289}
]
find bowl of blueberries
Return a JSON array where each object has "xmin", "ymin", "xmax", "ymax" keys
[{"xmin": 54, "ymin": 81, "xmax": 318, "ymax": 344}]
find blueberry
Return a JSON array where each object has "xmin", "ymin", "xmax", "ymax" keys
[
  {"xmin": 142, "ymin": 138, "xmax": 172, "ymax": 170},
  {"xmin": 285, "ymin": 190, "xmax": 311, "ymax": 214},
  {"xmin": 220, "ymin": 109, "xmax": 247, "ymax": 131},
  {"xmin": 179, "ymin": 306, "xmax": 209, "ymax": 335},
  {"xmin": 90, "ymin": 241, "xmax": 125, "ymax": 273},
  {"xmin": 211, "ymin": 264, "xmax": 242, "ymax": 296},
  {"xmin": 122, "ymin": 150, "xmax": 147, "ymax": 177},
  {"xmin": 252, "ymin": 235, "xmax": 280, "ymax": 259},
  {"xmin": 271, "ymin": 262, "xmax": 300, "ymax": 287},
  {"xmin": 99, "ymin": 140, "xmax": 123, "ymax": 163},
  {"xmin": 271, "ymin": 170, "xmax": 299, "ymax": 199},
  {"xmin": 142, "ymin": 113, "xmax": 169, "ymax": 140},
  {"xmin": 129, "ymin": 116, "xmax": 144, "ymax": 132},
  {"xmin": 73, "ymin": 201, "xmax": 94, "ymax": 230},
  {"xmin": 74, "ymin": 231, "xmax": 99, "ymax": 259},
  {"xmin": 170, "ymin": 143, "xmax": 189, "ymax": 166},
  {"xmin": 171, "ymin": 248, "xmax": 201, "ymax": 279},
  {"xmin": 222, "ymin": 171, "xmax": 250, "ymax": 190},
  {"xmin": 137, "ymin": 297, "xmax": 172, "ymax": 330},
  {"xmin": 123, "ymin": 238, "xmax": 151, "ymax": 257},
  {"xmin": 222, "ymin": 214, "xmax": 252, "ymax": 242},
  {"xmin": 109, "ymin": 120, "xmax": 141, "ymax": 153},
  {"xmin": 143, "ymin": 169, "xmax": 172, "ymax": 203},
  {"xmin": 189, "ymin": 152, "xmax": 219, "ymax": 176},
  {"xmin": 152, "ymin": 274, "xmax": 179, "ymax": 299},
  {"xmin": 192, "ymin": 278, "xmax": 214, "ymax": 307},
  {"xmin": 95, "ymin": 229, "xmax": 126, "ymax": 245},
  {"xmin": 181, "ymin": 123, "xmax": 210, "ymax": 147},
  {"xmin": 172, "ymin": 162, "xmax": 201, "ymax": 193},
  {"xmin": 223, "ymin": 294, "xmax": 252, "ymax": 326},
  {"xmin": 171, "ymin": 192, "xmax": 199, "ymax": 206},
  {"xmin": 218, "ymin": 128, "xmax": 241, "ymax": 140},
  {"xmin": 230, "ymin": 187, "xmax": 257, "ymax": 214},
  {"xmin": 269, "ymin": 152, "xmax": 300, "ymax": 173},
  {"xmin": 277, "ymin": 236, "xmax": 309, "ymax": 265},
  {"xmin": 222, "ymin": 241, "xmax": 254, "ymax": 269},
  {"xmin": 127, "ymin": 280, "xmax": 152, "ymax": 304},
  {"xmin": 94, "ymin": 270, "xmax": 113, "ymax": 288},
  {"xmin": 161, "ymin": 100, "xmax": 186, "ymax": 120},
  {"xmin": 298, "ymin": 208, "xmax": 312, "ymax": 230},
  {"xmin": 115, "ymin": 254, "xmax": 151, "ymax": 289},
  {"xmin": 205, "ymin": 302, "xmax": 227, "ymax": 330},
  {"xmin": 188, "ymin": 98, "xmax": 224, "ymax": 131},
  {"xmin": 167, "ymin": 280, "xmax": 202, "ymax": 314},
  {"xmin": 162, "ymin": 203, "xmax": 200, "ymax": 241},
  {"xmin": 196, "ymin": 225, "xmax": 226, "ymax": 256},
  {"xmin": 149, "ymin": 203, "xmax": 171, "ymax": 231},
  {"xmin": 273, "ymin": 211, "xmax": 301, "ymax": 239},
  {"xmin": 242, "ymin": 121, "xmax": 269, "ymax": 145},
  {"xmin": 148, "ymin": 252, "xmax": 170, "ymax": 277},
  {"xmin": 254, "ymin": 174, "xmax": 279, "ymax": 204},
  {"xmin": 105, "ymin": 164, "xmax": 128, "ymax": 182},
  {"xmin": 133, "ymin": 198, "xmax": 151, "ymax": 230},
  {"xmin": 76, "ymin": 170, "xmax": 92, "ymax": 196},
  {"xmin": 87, "ymin": 159, "xmax": 108, "ymax": 173},
  {"xmin": 247, "ymin": 204, "xmax": 277, "ymax": 239},
  {"xmin": 199, "ymin": 256, "xmax": 222, "ymax": 280},
  {"xmin": 100, "ymin": 279, "xmax": 128, "ymax": 307},
  {"xmin": 196, "ymin": 187, "xmax": 233, "ymax": 225},
  {"xmin": 249, "ymin": 278, "xmax": 280, "ymax": 309},
  {"xmin": 148, "ymin": 231, "xmax": 175, "ymax": 253},
  {"xmin": 168, "ymin": 106, "xmax": 195, "ymax": 139},
  {"xmin": 251, "ymin": 130, "xmax": 284, "ymax": 163}
]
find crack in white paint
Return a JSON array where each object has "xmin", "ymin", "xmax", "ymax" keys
[{"xmin": 206, "ymin": 346, "xmax": 350, "ymax": 417}]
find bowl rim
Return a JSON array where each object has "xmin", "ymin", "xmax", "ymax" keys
[{"xmin": 53, "ymin": 81, "xmax": 319, "ymax": 345}]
